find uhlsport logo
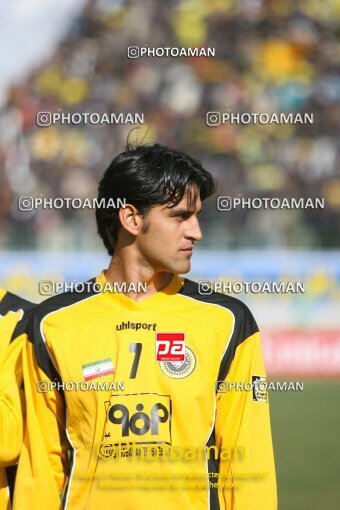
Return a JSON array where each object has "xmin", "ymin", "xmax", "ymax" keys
[{"xmin": 159, "ymin": 347, "xmax": 196, "ymax": 379}]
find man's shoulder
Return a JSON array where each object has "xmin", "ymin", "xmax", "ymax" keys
[
  {"xmin": 27, "ymin": 278, "xmax": 100, "ymax": 332},
  {"xmin": 0, "ymin": 291, "xmax": 36, "ymax": 342},
  {"xmin": 0, "ymin": 290, "xmax": 35, "ymax": 316},
  {"xmin": 179, "ymin": 278, "xmax": 256, "ymax": 320}
]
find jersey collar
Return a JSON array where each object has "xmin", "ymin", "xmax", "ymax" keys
[{"xmin": 96, "ymin": 270, "xmax": 184, "ymax": 311}]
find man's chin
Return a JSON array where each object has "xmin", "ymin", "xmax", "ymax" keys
[
  {"xmin": 159, "ymin": 258, "xmax": 191, "ymax": 276},
  {"xmin": 172, "ymin": 260, "xmax": 191, "ymax": 275}
]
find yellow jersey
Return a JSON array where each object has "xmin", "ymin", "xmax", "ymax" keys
[
  {"xmin": 14, "ymin": 273, "xmax": 277, "ymax": 509},
  {"xmin": 0, "ymin": 289, "xmax": 35, "ymax": 510}
]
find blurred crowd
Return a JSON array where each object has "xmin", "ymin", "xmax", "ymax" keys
[{"xmin": 0, "ymin": 0, "xmax": 339, "ymax": 250}]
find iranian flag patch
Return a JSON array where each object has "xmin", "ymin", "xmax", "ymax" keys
[{"xmin": 82, "ymin": 358, "xmax": 114, "ymax": 381}]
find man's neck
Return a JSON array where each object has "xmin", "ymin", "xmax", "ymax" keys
[{"xmin": 105, "ymin": 256, "xmax": 173, "ymax": 302}]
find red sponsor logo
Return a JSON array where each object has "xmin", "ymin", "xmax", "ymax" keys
[{"xmin": 156, "ymin": 333, "xmax": 186, "ymax": 361}]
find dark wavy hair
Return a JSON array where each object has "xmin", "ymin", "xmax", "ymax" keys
[{"xmin": 96, "ymin": 142, "xmax": 215, "ymax": 255}]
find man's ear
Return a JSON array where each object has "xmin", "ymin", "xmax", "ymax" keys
[{"xmin": 118, "ymin": 204, "xmax": 143, "ymax": 236}]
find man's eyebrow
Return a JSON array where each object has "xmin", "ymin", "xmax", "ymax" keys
[{"xmin": 167, "ymin": 207, "xmax": 202, "ymax": 215}]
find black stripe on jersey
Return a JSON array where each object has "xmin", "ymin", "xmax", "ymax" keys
[
  {"xmin": 206, "ymin": 428, "xmax": 220, "ymax": 510},
  {"xmin": 178, "ymin": 279, "xmax": 259, "ymax": 382},
  {"xmin": 0, "ymin": 291, "xmax": 34, "ymax": 315},
  {"xmin": 26, "ymin": 278, "xmax": 99, "ymax": 383},
  {"xmin": 61, "ymin": 447, "xmax": 75, "ymax": 510},
  {"xmin": 11, "ymin": 305, "xmax": 36, "ymax": 343},
  {"xmin": 6, "ymin": 464, "xmax": 17, "ymax": 505},
  {"xmin": 0, "ymin": 291, "xmax": 36, "ymax": 343}
]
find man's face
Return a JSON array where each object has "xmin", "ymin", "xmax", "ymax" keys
[{"xmin": 136, "ymin": 189, "xmax": 203, "ymax": 275}]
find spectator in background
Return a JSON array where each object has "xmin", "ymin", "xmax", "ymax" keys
[{"xmin": 0, "ymin": 0, "xmax": 339, "ymax": 251}]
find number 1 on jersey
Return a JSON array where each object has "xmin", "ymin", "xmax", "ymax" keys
[{"xmin": 129, "ymin": 342, "xmax": 142, "ymax": 379}]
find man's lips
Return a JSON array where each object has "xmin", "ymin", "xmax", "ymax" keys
[{"xmin": 181, "ymin": 247, "xmax": 194, "ymax": 252}]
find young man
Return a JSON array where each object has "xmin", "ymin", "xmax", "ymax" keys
[
  {"xmin": 14, "ymin": 143, "xmax": 277, "ymax": 509},
  {"xmin": 0, "ymin": 289, "xmax": 35, "ymax": 509}
]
